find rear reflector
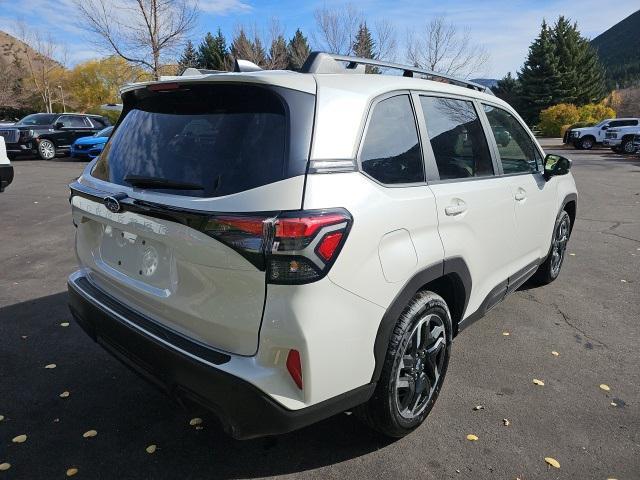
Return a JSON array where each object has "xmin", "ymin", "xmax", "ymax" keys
[
  {"xmin": 286, "ymin": 349, "xmax": 303, "ymax": 390},
  {"xmin": 316, "ymin": 232, "xmax": 344, "ymax": 261}
]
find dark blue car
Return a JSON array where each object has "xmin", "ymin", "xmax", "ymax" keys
[{"xmin": 70, "ymin": 126, "xmax": 113, "ymax": 159}]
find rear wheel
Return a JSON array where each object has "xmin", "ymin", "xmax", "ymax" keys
[
  {"xmin": 532, "ymin": 210, "xmax": 571, "ymax": 285},
  {"xmin": 356, "ymin": 291, "xmax": 451, "ymax": 437},
  {"xmin": 578, "ymin": 137, "xmax": 594, "ymax": 150},
  {"xmin": 621, "ymin": 138, "xmax": 635, "ymax": 154},
  {"xmin": 38, "ymin": 139, "xmax": 56, "ymax": 160}
]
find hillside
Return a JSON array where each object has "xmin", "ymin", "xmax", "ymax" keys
[{"xmin": 591, "ymin": 9, "xmax": 640, "ymax": 88}]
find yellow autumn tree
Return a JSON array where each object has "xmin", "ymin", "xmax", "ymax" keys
[{"xmin": 67, "ymin": 56, "xmax": 146, "ymax": 111}]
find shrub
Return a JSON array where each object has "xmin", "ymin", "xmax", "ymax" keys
[
  {"xmin": 577, "ymin": 103, "xmax": 616, "ymax": 124},
  {"xmin": 538, "ymin": 104, "xmax": 580, "ymax": 137}
]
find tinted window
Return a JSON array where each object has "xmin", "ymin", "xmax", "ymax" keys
[
  {"xmin": 90, "ymin": 117, "xmax": 107, "ymax": 128},
  {"xmin": 61, "ymin": 116, "xmax": 87, "ymax": 128},
  {"xmin": 483, "ymin": 104, "xmax": 542, "ymax": 174},
  {"xmin": 16, "ymin": 114, "xmax": 57, "ymax": 126},
  {"xmin": 420, "ymin": 96, "xmax": 493, "ymax": 180},
  {"xmin": 95, "ymin": 126, "xmax": 113, "ymax": 137},
  {"xmin": 92, "ymin": 84, "xmax": 291, "ymax": 198},
  {"xmin": 360, "ymin": 95, "xmax": 423, "ymax": 184}
]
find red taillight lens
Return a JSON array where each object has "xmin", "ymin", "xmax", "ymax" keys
[
  {"xmin": 268, "ymin": 209, "xmax": 352, "ymax": 284},
  {"xmin": 286, "ymin": 349, "xmax": 303, "ymax": 390}
]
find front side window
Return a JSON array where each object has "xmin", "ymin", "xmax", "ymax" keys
[
  {"xmin": 483, "ymin": 104, "xmax": 542, "ymax": 174},
  {"xmin": 360, "ymin": 94, "xmax": 424, "ymax": 184},
  {"xmin": 420, "ymin": 96, "xmax": 494, "ymax": 180},
  {"xmin": 16, "ymin": 114, "xmax": 58, "ymax": 126}
]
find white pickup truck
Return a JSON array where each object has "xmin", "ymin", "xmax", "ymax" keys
[
  {"xmin": 0, "ymin": 137, "xmax": 14, "ymax": 192},
  {"xmin": 603, "ymin": 124, "xmax": 640, "ymax": 154},
  {"xmin": 565, "ymin": 118, "xmax": 639, "ymax": 150}
]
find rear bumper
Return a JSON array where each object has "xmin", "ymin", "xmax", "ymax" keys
[
  {"xmin": 0, "ymin": 164, "xmax": 13, "ymax": 191},
  {"xmin": 67, "ymin": 271, "xmax": 374, "ymax": 439}
]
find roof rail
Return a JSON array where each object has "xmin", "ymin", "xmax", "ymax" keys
[{"xmin": 301, "ymin": 52, "xmax": 492, "ymax": 94}]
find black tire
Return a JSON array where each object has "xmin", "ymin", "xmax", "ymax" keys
[
  {"xmin": 355, "ymin": 291, "xmax": 452, "ymax": 437},
  {"xmin": 531, "ymin": 210, "xmax": 571, "ymax": 285},
  {"xmin": 38, "ymin": 139, "xmax": 56, "ymax": 160},
  {"xmin": 578, "ymin": 137, "xmax": 594, "ymax": 150},
  {"xmin": 621, "ymin": 138, "xmax": 635, "ymax": 154}
]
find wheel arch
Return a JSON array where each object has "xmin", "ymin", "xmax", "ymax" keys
[
  {"xmin": 561, "ymin": 193, "xmax": 577, "ymax": 235},
  {"xmin": 371, "ymin": 258, "xmax": 471, "ymax": 383}
]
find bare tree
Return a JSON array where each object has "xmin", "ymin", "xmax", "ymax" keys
[
  {"xmin": 406, "ymin": 17, "xmax": 489, "ymax": 79},
  {"xmin": 16, "ymin": 23, "xmax": 67, "ymax": 113},
  {"xmin": 74, "ymin": 0, "xmax": 198, "ymax": 79},
  {"xmin": 312, "ymin": 4, "xmax": 397, "ymax": 62}
]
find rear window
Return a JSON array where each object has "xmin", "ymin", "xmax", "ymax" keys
[{"xmin": 92, "ymin": 84, "xmax": 313, "ymax": 197}]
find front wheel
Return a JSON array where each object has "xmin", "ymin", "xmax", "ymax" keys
[
  {"xmin": 355, "ymin": 291, "xmax": 452, "ymax": 437},
  {"xmin": 578, "ymin": 137, "xmax": 594, "ymax": 150},
  {"xmin": 532, "ymin": 210, "xmax": 571, "ymax": 285},
  {"xmin": 38, "ymin": 139, "xmax": 56, "ymax": 160}
]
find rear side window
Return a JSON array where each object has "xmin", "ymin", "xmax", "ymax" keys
[
  {"xmin": 90, "ymin": 117, "xmax": 107, "ymax": 128},
  {"xmin": 62, "ymin": 116, "xmax": 88, "ymax": 128},
  {"xmin": 483, "ymin": 104, "xmax": 543, "ymax": 174},
  {"xmin": 92, "ymin": 84, "xmax": 313, "ymax": 198},
  {"xmin": 420, "ymin": 96, "xmax": 493, "ymax": 180},
  {"xmin": 360, "ymin": 94, "xmax": 424, "ymax": 184}
]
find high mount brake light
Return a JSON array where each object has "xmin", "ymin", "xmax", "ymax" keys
[
  {"xmin": 147, "ymin": 82, "xmax": 180, "ymax": 92},
  {"xmin": 202, "ymin": 208, "xmax": 352, "ymax": 284}
]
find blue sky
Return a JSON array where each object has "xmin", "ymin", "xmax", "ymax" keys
[{"xmin": 0, "ymin": 0, "xmax": 638, "ymax": 78}]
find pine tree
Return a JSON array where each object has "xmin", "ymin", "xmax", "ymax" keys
[
  {"xmin": 231, "ymin": 29, "xmax": 267, "ymax": 67},
  {"xmin": 198, "ymin": 29, "xmax": 229, "ymax": 71},
  {"xmin": 518, "ymin": 20, "xmax": 562, "ymax": 124},
  {"xmin": 492, "ymin": 72, "xmax": 522, "ymax": 112},
  {"xmin": 352, "ymin": 22, "xmax": 378, "ymax": 73},
  {"xmin": 552, "ymin": 17, "xmax": 582, "ymax": 104},
  {"xmin": 177, "ymin": 40, "xmax": 198, "ymax": 73},
  {"xmin": 267, "ymin": 35, "xmax": 288, "ymax": 70},
  {"xmin": 287, "ymin": 29, "xmax": 310, "ymax": 70}
]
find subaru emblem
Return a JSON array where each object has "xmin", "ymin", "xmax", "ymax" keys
[{"xmin": 104, "ymin": 193, "xmax": 126, "ymax": 213}]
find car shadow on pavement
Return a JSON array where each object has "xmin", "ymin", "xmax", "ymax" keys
[{"xmin": 0, "ymin": 292, "xmax": 395, "ymax": 479}]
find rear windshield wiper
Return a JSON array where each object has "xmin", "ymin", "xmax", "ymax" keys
[{"xmin": 124, "ymin": 175, "xmax": 204, "ymax": 191}]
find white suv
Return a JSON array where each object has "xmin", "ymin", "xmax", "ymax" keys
[
  {"xmin": 0, "ymin": 137, "xmax": 14, "ymax": 192},
  {"xmin": 565, "ymin": 118, "xmax": 639, "ymax": 150},
  {"xmin": 67, "ymin": 53, "xmax": 578, "ymax": 439}
]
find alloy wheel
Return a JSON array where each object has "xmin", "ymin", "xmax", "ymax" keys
[
  {"xmin": 394, "ymin": 313, "xmax": 446, "ymax": 420},
  {"xmin": 550, "ymin": 215, "xmax": 570, "ymax": 277},
  {"xmin": 39, "ymin": 140, "xmax": 55, "ymax": 160}
]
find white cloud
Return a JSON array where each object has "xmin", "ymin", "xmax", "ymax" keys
[{"xmin": 198, "ymin": 0, "xmax": 252, "ymax": 14}]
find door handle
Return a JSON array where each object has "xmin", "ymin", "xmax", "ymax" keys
[
  {"xmin": 515, "ymin": 188, "xmax": 526, "ymax": 201},
  {"xmin": 445, "ymin": 200, "xmax": 467, "ymax": 216}
]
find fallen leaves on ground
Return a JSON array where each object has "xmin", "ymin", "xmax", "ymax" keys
[
  {"xmin": 551, "ymin": 351, "xmax": 560, "ymax": 356},
  {"xmin": 0, "ymin": 415, "xmax": 4, "ymax": 421},
  {"xmin": 0, "ymin": 463, "xmax": 11, "ymax": 471},
  {"xmin": 12, "ymin": 434, "xmax": 27, "ymax": 443},
  {"xmin": 533, "ymin": 379, "xmax": 545, "ymax": 386},
  {"xmin": 502, "ymin": 332, "xmax": 510, "ymax": 336},
  {"xmin": 568, "ymin": 253, "xmax": 576, "ymax": 256},
  {"xmin": 60, "ymin": 322, "xmax": 70, "ymax": 327},
  {"xmin": 59, "ymin": 391, "xmax": 70, "ymax": 398},
  {"xmin": 189, "ymin": 417, "xmax": 203, "ymax": 426},
  {"xmin": 146, "ymin": 444, "xmax": 157, "ymax": 454},
  {"xmin": 503, "ymin": 418, "xmax": 510, "ymax": 426},
  {"xmin": 544, "ymin": 457, "xmax": 560, "ymax": 468},
  {"xmin": 473, "ymin": 405, "xmax": 484, "ymax": 411},
  {"xmin": 44, "ymin": 364, "xmax": 57, "ymax": 369},
  {"xmin": 83, "ymin": 430, "xmax": 97, "ymax": 438},
  {"xmin": 66, "ymin": 467, "xmax": 78, "ymax": 477},
  {"xmin": 599, "ymin": 384, "xmax": 611, "ymax": 392},
  {"xmin": 610, "ymin": 401, "xmax": 617, "ymax": 407},
  {"xmin": 466, "ymin": 434, "xmax": 478, "ymax": 441}
]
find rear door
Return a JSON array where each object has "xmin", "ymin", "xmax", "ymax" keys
[
  {"xmin": 416, "ymin": 94, "xmax": 519, "ymax": 317},
  {"xmin": 72, "ymin": 81, "xmax": 315, "ymax": 356}
]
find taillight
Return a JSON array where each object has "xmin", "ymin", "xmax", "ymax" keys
[
  {"xmin": 267, "ymin": 208, "xmax": 352, "ymax": 284},
  {"xmin": 202, "ymin": 208, "xmax": 352, "ymax": 284}
]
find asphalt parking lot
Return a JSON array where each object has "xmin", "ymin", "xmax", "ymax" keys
[{"xmin": 1, "ymin": 141, "xmax": 639, "ymax": 479}]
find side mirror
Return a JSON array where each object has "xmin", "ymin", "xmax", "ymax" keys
[
  {"xmin": 55, "ymin": 122, "xmax": 65, "ymax": 129},
  {"xmin": 601, "ymin": 125, "xmax": 609, "ymax": 130},
  {"xmin": 544, "ymin": 154, "xmax": 571, "ymax": 180}
]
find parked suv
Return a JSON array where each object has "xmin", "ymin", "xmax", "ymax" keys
[
  {"xmin": 0, "ymin": 113, "xmax": 110, "ymax": 160},
  {"xmin": 0, "ymin": 137, "xmax": 13, "ymax": 191},
  {"xmin": 603, "ymin": 123, "xmax": 640, "ymax": 154},
  {"xmin": 564, "ymin": 118, "xmax": 639, "ymax": 150},
  {"xmin": 67, "ymin": 53, "xmax": 577, "ymax": 439}
]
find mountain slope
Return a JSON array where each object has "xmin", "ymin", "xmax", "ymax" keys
[{"xmin": 591, "ymin": 9, "xmax": 640, "ymax": 88}]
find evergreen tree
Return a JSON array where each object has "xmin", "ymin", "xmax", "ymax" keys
[
  {"xmin": 352, "ymin": 22, "xmax": 378, "ymax": 73},
  {"xmin": 518, "ymin": 20, "xmax": 562, "ymax": 123},
  {"xmin": 287, "ymin": 29, "xmax": 310, "ymax": 70},
  {"xmin": 177, "ymin": 40, "xmax": 198, "ymax": 73},
  {"xmin": 552, "ymin": 16, "xmax": 582, "ymax": 104},
  {"xmin": 198, "ymin": 29, "xmax": 229, "ymax": 71},
  {"xmin": 492, "ymin": 72, "xmax": 522, "ymax": 111},
  {"xmin": 268, "ymin": 35, "xmax": 288, "ymax": 70},
  {"xmin": 231, "ymin": 29, "xmax": 267, "ymax": 67}
]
